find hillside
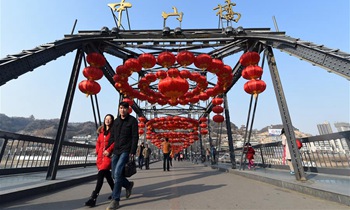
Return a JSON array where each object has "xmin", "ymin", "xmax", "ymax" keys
[{"xmin": 0, "ymin": 114, "xmax": 97, "ymax": 139}]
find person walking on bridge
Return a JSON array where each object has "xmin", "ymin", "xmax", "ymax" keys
[
  {"xmin": 85, "ymin": 114, "xmax": 115, "ymax": 207},
  {"xmin": 105, "ymin": 102, "xmax": 139, "ymax": 210},
  {"xmin": 161, "ymin": 138, "xmax": 171, "ymax": 171}
]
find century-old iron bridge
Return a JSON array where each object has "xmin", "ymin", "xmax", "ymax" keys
[{"xmin": 0, "ymin": 1, "xmax": 349, "ymax": 208}]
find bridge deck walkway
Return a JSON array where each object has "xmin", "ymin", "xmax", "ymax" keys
[{"xmin": 0, "ymin": 160, "xmax": 349, "ymax": 209}]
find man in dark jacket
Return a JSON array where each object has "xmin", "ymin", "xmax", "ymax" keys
[{"xmin": 105, "ymin": 101, "xmax": 138, "ymax": 210}]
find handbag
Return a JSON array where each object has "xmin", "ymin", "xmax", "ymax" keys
[{"xmin": 124, "ymin": 157, "xmax": 137, "ymax": 177}]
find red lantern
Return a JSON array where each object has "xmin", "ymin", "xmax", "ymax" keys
[
  {"xmin": 243, "ymin": 79, "xmax": 266, "ymax": 95},
  {"xmin": 158, "ymin": 76, "xmax": 189, "ymax": 100},
  {"xmin": 179, "ymin": 70, "xmax": 191, "ymax": 79},
  {"xmin": 139, "ymin": 129, "xmax": 145, "ymax": 135},
  {"xmin": 124, "ymin": 58, "xmax": 142, "ymax": 73},
  {"xmin": 138, "ymin": 53, "xmax": 156, "ymax": 69},
  {"xmin": 199, "ymin": 92, "xmax": 210, "ymax": 101},
  {"xmin": 139, "ymin": 116, "xmax": 146, "ymax": 122},
  {"xmin": 212, "ymin": 105, "xmax": 224, "ymax": 113},
  {"xmin": 123, "ymin": 98, "xmax": 134, "ymax": 106},
  {"xmin": 156, "ymin": 70, "xmax": 167, "ymax": 79},
  {"xmin": 128, "ymin": 107, "xmax": 133, "ymax": 114},
  {"xmin": 200, "ymin": 129, "xmax": 208, "ymax": 135},
  {"xmin": 83, "ymin": 66, "xmax": 103, "ymax": 81},
  {"xmin": 78, "ymin": 80, "xmax": 101, "ymax": 95},
  {"xmin": 157, "ymin": 51, "xmax": 176, "ymax": 68},
  {"xmin": 176, "ymin": 51, "xmax": 195, "ymax": 67},
  {"xmin": 213, "ymin": 114, "xmax": 224, "ymax": 123},
  {"xmin": 239, "ymin": 51, "xmax": 260, "ymax": 67},
  {"xmin": 241, "ymin": 65, "xmax": 263, "ymax": 80},
  {"xmin": 207, "ymin": 59, "xmax": 223, "ymax": 74},
  {"xmin": 212, "ymin": 97, "xmax": 223, "ymax": 105},
  {"xmin": 86, "ymin": 52, "xmax": 106, "ymax": 68},
  {"xmin": 200, "ymin": 123, "xmax": 207, "ymax": 128},
  {"xmin": 194, "ymin": 54, "xmax": 212, "ymax": 70}
]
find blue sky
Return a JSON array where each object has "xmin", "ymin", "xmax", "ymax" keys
[{"xmin": 1, "ymin": 0, "xmax": 349, "ymax": 136}]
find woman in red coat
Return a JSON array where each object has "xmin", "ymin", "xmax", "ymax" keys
[
  {"xmin": 85, "ymin": 114, "xmax": 115, "ymax": 207},
  {"xmin": 244, "ymin": 143, "xmax": 255, "ymax": 169}
]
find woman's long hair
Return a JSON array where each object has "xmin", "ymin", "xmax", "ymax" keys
[{"xmin": 103, "ymin": 114, "xmax": 114, "ymax": 135}]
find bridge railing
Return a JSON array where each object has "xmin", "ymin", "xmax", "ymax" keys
[
  {"xmin": 216, "ymin": 131, "xmax": 350, "ymax": 176},
  {"xmin": 0, "ymin": 130, "xmax": 96, "ymax": 175}
]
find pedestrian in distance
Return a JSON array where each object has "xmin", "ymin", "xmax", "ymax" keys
[
  {"xmin": 142, "ymin": 143, "xmax": 152, "ymax": 170},
  {"xmin": 161, "ymin": 138, "xmax": 171, "ymax": 171},
  {"xmin": 136, "ymin": 142, "xmax": 145, "ymax": 169},
  {"xmin": 281, "ymin": 128, "xmax": 295, "ymax": 175},
  {"xmin": 244, "ymin": 143, "xmax": 255, "ymax": 169},
  {"xmin": 85, "ymin": 114, "xmax": 115, "ymax": 207},
  {"xmin": 206, "ymin": 148, "xmax": 211, "ymax": 162},
  {"xmin": 105, "ymin": 102, "xmax": 139, "ymax": 210}
]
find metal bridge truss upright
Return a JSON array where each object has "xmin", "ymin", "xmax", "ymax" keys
[{"xmin": 1, "ymin": 27, "xmax": 349, "ymax": 180}]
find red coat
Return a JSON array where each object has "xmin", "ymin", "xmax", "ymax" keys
[
  {"xmin": 96, "ymin": 129, "xmax": 114, "ymax": 170},
  {"xmin": 245, "ymin": 147, "xmax": 255, "ymax": 160}
]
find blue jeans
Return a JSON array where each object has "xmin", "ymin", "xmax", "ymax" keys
[{"xmin": 111, "ymin": 152, "xmax": 130, "ymax": 201}]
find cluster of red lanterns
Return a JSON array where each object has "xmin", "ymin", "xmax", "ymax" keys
[
  {"xmin": 199, "ymin": 117, "xmax": 208, "ymax": 135},
  {"xmin": 240, "ymin": 51, "xmax": 266, "ymax": 96},
  {"xmin": 78, "ymin": 52, "xmax": 106, "ymax": 95},
  {"xmin": 113, "ymin": 51, "xmax": 234, "ymax": 106},
  {"xmin": 140, "ymin": 116, "xmax": 202, "ymax": 150},
  {"xmin": 212, "ymin": 97, "xmax": 225, "ymax": 123}
]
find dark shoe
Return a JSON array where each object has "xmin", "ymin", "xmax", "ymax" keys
[
  {"xmin": 126, "ymin": 181, "xmax": 134, "ymax": 199},
  {"xmin": 108, "ymin": 194, "xmax": 112, "ymax": 200},
  {"xmin": 106, "ymin": 200, "xmax": 119, "ymax": 210},
  {"xmin": 85, "ymin": 191, "xmax": 98, "ymax": 207}
]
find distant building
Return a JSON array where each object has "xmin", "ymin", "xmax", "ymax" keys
[
  {"xmin": 317, "ymin": 122, "xmax": 333, "ymax": 135},
  {"xmin": 334, "ymin": 122, "xmax": 350, "ymax": 132}
]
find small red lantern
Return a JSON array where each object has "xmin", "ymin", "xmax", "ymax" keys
[
  {"xmin": 212, "ymin": 105, "xmax": 224, "ymax": 113},
  {"xmin": 207, "ymin": 59, "xmax": 223, "ymax": 74},
  {"xmin": 194, "ymin": 54, "xmax": 212, "ymax": 70},
  {"xmin": 157, "ymin": 51, "xmax": 176, "ymax": 68},
  {"xmin": 239, "ymin": 51, "xmax": 260, "ymax": 67},
  {"xmin": 86, "ymin": 52, "xmax": 106, "ymax": 68},
  {"xmin": 296, "ymin": 139, "xmax": 303, "ymax": 149},
  {"xmin": 200, "ymin": 129, "xmax": 208, "ymax": 135},
  {"xmin": 128, "ymin": 107, "xmax": 133, "ymax": 114},
  {"xmin": 241, "ymin": 65, "xmax": 263, "ymax": 80},
  {"xmin": 78, "ymin": 80, "xmax": 101, "ymax": 95},
  {"xmin": 176, "ymin": 51, "xmax": 195, "ymax": 67},
  {"xmin": 83, "ymin": 66, "xmax": 103, "ymax": 81},
  {"xmin": 243, "ymin": 79, "xmax": 266, "ymax": 95},
  {"xmin": 138, "ymin": 53, "xmax": 156, "ymax": 69},
  {"xmin": 212, "ymin": 97, "xmax": 223, "ymax": 105},
  {"xmin": 123, "ymin": 98, "xmax": 134, "ymax": 106},
  {"xmin": 124, "ymin": 58, "xmax": 142, "ymax": 73},
  {"xmin": 213, "ymin": 114, "xmax": 224, "ymax": 123},
  {"xmin": 139, "ymin": 129, "xmax": 145, "ymax": 135}
]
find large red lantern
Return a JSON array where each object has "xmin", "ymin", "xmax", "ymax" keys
[
  {"xmin": 78, "ymin": 80, "xmax": 101, "ymax": 95},
  {"xmin": 158, "ymin": 76, "xmax": 189, "ymax": 100},
  {"xmin": 83, "ymin": 66, "xmax": 103, "ymax": 80},
  {"xmin": 213, "ymin": 114, "xmax": 224, "ymax": 123},
  {"xmin": 243, "ymin": 79, "xmax": 266, "ymax": 95},
  {"xmin": 194, "ymin": 54, "xmax": 212, "ymax": 70},
  {"xmin": 241, "ymin": 65, "xmax": 263, "ymax": 80},
  {"xmin": 176, "ymin": 51, "xmax": 195, "ymax": 67},
  {"xmin": 86, "ymin": 52, "xmax": 106, "ymax": 68},
  {"xmin": 157, "ymin": 51, "xmax": 176, "ymax": 68},
  {"xmin": 239, "ymin": 51, "xmax": 260, "ymax": 67},
  {"xmin": 138, "ymin": 53, "xmax": 156, "ymax": 69}
]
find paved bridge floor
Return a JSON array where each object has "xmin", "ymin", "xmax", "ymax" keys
[{"xmin": 0, "ymin": 160, "xmax": 349, "ymax": 210}]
